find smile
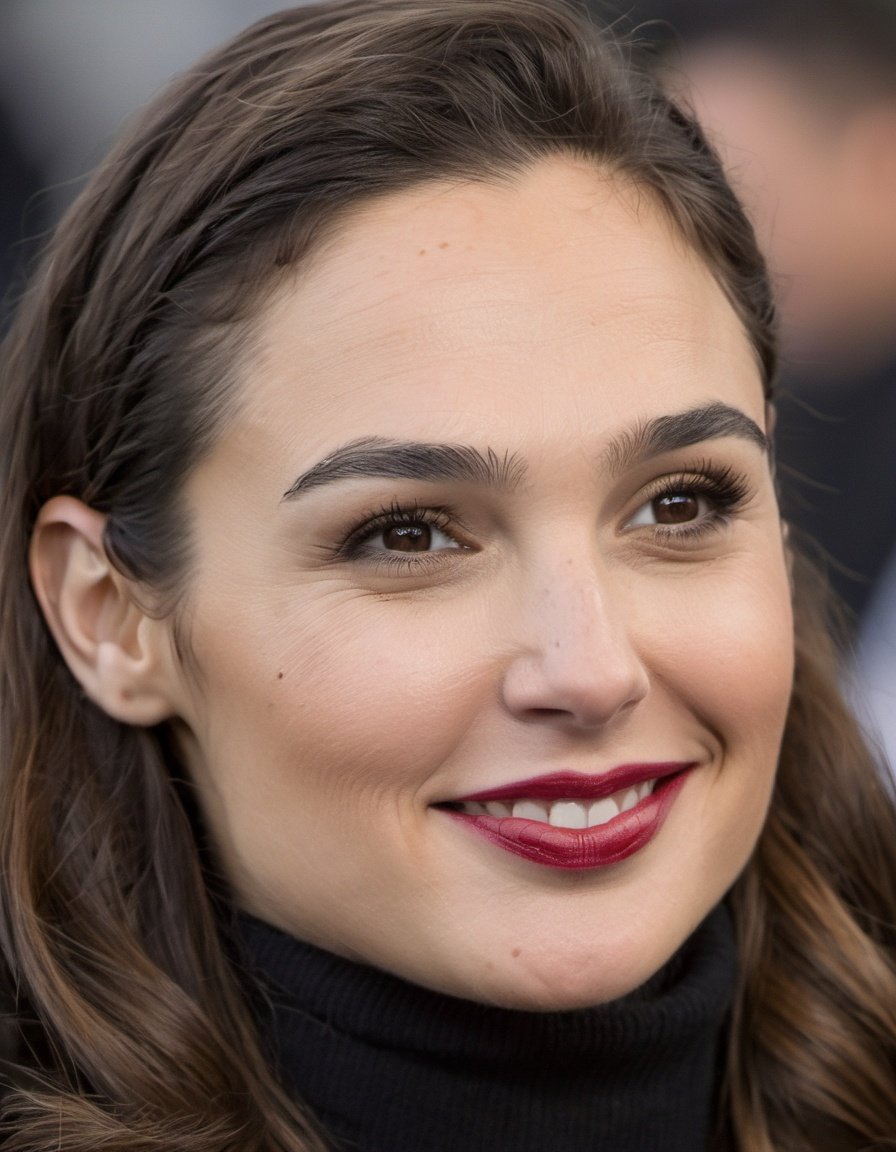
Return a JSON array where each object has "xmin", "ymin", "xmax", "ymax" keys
[
  {"xmin": 453, "ymin": 779, "xmax": 656, "ymax": 828},
  {"xmin": 438, "ymin": 765, "xmax": 694, "ymax": 870}
]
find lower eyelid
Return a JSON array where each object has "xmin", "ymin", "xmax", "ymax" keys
[{"xmin": 351, "ymin": 547, "xmax": 469, "ymax": 576}]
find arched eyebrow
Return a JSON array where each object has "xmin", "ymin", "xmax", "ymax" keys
[
  {"xmin": 281, "ymin": 438, "xmax": 527, "ymax": 499},
  {"xmin": 281, "ymin": 402, "xmax": 767, "ymax": 501},
  {"xmin": 600, "ymin": 401, "xmax": 768, "ymax": 477}
]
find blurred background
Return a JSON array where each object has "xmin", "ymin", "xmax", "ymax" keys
[
  {"xmin": 2, "ymin": 0, "xmax": 895, "ymax": 770},
  {"xmin": 0, "ymin": 0, "xmax": 294, "ymax": 329}
]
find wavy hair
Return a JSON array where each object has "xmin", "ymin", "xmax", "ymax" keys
[{"xmin": 1, "ymin": 2, "xmax": 894, "ymax": 1149}]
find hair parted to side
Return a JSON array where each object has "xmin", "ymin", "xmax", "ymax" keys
[{"xmin": 1, "ymin": 2, "xmax": 895, "ymax": 1150}]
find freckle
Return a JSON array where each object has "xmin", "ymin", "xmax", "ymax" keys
[
  {"xmin": 438, "ymin": 241, "xmax": 449, "ymax": 249},
  {"xmin": 418, "ymin": 248, "xmax": 426, "ymax": 256},
  {"xmin": 553, "ymin": 640, "xmax": 560, "ymax": 649},
  {"xmin": 512, "ymin": 948, "xmax": 522, "ymax": 958},
  {"xmin": 277, "ymin": 671, "xmax": 284, "ymax": 680}
]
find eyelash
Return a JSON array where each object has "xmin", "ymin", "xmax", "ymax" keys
[
  {"xmin": 335, "ymin": 462, "xmax": 753, "ymax": 566},
  {"xmin": 630, "ymin": 462, "xmax": 751, "ymax": 540}
]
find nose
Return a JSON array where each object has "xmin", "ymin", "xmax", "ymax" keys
[{"xmin": 500, "ymin": 558, "xmax": 649, "ymax": 731}]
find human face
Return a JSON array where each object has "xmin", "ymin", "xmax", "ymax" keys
[{"xmin": 168, "ymin": 157, "xmax": 793, "ymax": 1010}]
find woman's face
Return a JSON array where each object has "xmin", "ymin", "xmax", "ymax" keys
[{"xmin": 168, "ymin": 157, "xmax": 793, "ymax": 1009}]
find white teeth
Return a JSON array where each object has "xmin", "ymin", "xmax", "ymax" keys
[
  {"xmin": 457, "ymin": 779, "xmax": 658, "ymax": 827},
  {"xmin": 512, "ymin": 800, "xmax": 549, "ymax": 821},
  {"xmin": 619, "ymin": 788, "xmax": 639, "ymax": 813},
  {"xmin": 587, "ymin": 797, "xmax": 619, "ymax": 827},
  {"xmin": 549, "ymin": 801, "xmax": 588, "ymax": 829}
]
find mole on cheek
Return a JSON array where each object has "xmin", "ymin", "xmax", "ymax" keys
[{"xmin": 511, "ymin": 948, "xmax": 522, "ymax": 958}]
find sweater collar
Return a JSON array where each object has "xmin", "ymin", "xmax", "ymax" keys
[{"xmin": 240, "ymin": 903, "xmax": 736, "ymax": 1152}]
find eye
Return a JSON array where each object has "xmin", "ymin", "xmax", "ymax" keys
[
  {"xmin": 623, "ymin": 465, "xmax": 752, "ymax": 539},
  {"xmin": 628, "ymin": 489, "xmax": 712, "ymax": 528},
  {"xmin": 366, "ymin": 520, "xmax": 461, "ymax": 553},
  {"xmin": 336, "ymin": 502, "xmax": 470, "ymax": 564}
]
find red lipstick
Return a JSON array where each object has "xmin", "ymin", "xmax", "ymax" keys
[{"xmin": 439, "ymin": 762, "xmax": 694, "ymax": 870}]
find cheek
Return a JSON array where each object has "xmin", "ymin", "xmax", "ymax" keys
[
  {"xmin": 185, "ymin": 589, "xmax": 493, "ymax": 797},
  {"xmin": 632, "ymin": 554, "xmax": 793, "ymax": 895},
  {"xmin": 642, "ymin": 550, "xmax": 794, "ymax": 747}
]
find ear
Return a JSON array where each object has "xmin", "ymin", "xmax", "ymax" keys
[{"xmin": 29, "ymin": 496, "xmax": 179, "ymax": 725}]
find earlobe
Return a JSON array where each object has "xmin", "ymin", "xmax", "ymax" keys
[{"xmin": 29, "ymin": 496, "xmax": 178, "ymax": 726}]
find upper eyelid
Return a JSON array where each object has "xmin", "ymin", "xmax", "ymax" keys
[{"xmin": 635, "ymin": 472, "xmax": 746, "ymax": 499}]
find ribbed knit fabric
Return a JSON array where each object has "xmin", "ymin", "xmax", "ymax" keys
[{"xmin": 239, "ymin": 904, "xmax": 736, "ymax": 1152}]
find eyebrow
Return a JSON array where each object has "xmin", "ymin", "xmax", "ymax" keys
[
  {"xmin": 281, "ymin": 402, "xmax": 767, "ymax": 501},
  {"xmin": 281, "ymin": 438, "xmax": 527, "ymax": 499},
  {"xmin": 600, "ymin": 401, "xmax": 768, "ymax": 476}
]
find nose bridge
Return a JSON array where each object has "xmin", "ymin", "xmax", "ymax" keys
[
  {"xmin": 500, "ymin": 545, "xmax": 649, "ymax": 727},
  {"xmin": 540, "ymin": 552, "xmax": 631, "ymax": 666}
]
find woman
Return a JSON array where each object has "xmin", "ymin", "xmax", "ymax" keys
[{"xmin": 1, "ymin": 1, "xmax": 894, "ymax": 1149}]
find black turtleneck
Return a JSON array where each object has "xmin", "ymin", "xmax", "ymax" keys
[{"xmin": 238, "ymin": 903, "xmax": 736, "ymax": 1152}]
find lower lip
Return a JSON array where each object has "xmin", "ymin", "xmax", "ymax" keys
[{"xmin": 441, "ymin": 770, "xmax": 691, "ymax": 870}]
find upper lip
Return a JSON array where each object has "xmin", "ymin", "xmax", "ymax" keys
[{"xmin": 450, "ymin": 763, "xmax": 694, "ymax": 803}]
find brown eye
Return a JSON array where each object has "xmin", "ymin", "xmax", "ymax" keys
[
  {"xmin": 382, "ymin": 523, "xmax": 432, "ymax": 551},
  {"xmin": 363, "ymin": 517, "xmax": 462, "ymax": 555},
  {"xmin": 652, "ymin": 493, "xmax": 701, "ymax": 524},
  {"xmin": 627, "ymin": 488, "xmax": 711, "ymax": 530}
]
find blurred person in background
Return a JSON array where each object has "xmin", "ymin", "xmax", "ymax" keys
[{"xmin": 594, "ymin": 0, "xmax": 896, "ymax": 771}]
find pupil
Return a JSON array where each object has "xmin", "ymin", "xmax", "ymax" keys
[
  {"xmin": 655, "ymin": 493, "xmax": 699, "ymax": 524},
  {"xmin": 383, "ymin": 523, "xmax": 431, "ymax": 551}
]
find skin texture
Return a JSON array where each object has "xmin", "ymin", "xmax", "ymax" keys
[{"xmin": 127, "ymin": 158, "xmax": 795, "ymax": 1009}]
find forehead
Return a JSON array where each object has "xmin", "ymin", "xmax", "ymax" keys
[{"xmin": 236, "ymin": 157, "xmax": 763, "ymax": 461}]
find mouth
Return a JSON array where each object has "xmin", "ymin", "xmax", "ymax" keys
[{"xmin": 435, "ymin": 764, "xmax": 694, "ymax": 870}]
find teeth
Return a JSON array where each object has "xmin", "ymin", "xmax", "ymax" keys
[
  {"xmin": 512, "ymin": 800, "xmax": 549, "ymax": 821},
  {"xmin": 587, "ymin": 797, "xmax": 619, "ymax": 827},
  {"xmin": 549, "ymin": 801, "xmax": 588, "ymax": 829},
  {"xmin": 457, "ymin": 779, "xmax": 657, "ymax": 828},
  {"xmin": 619, "ymin": 787, "xmax": 639, "ymax": 813}
]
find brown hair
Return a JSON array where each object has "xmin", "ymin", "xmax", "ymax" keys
[{"xmin": 0, "ymin": 2, "xmax": 894, "ymax": 1149}]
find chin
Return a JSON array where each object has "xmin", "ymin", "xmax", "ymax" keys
[{"xmin": 451, "ymin": 945, "xmax": 671, "ymax": 1012}]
